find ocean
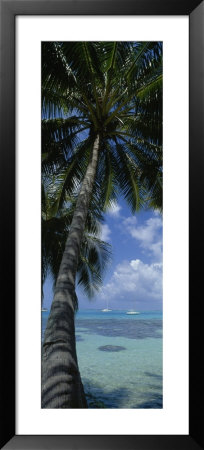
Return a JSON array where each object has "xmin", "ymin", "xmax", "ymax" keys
[{"xmin": 42, "ymin": 309, "xmax": 162, "ymax": 409}]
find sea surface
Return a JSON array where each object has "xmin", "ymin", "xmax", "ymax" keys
[{"xmin": 42, "ymin": 309, "xmax": 162, "ymax": 409}]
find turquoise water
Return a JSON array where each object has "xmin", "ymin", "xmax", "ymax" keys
[{"xmin": 42, "ymin": 309, "xmax": 162, "ymax": 408}]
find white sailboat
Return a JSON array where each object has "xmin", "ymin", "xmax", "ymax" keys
[
  {"xmin": 102, "ymin": 299, "xmax": 112, "ymax": 312},
  {"xmin": 126, "ymin": 310, "xmax": 140, "ymax": 315}
]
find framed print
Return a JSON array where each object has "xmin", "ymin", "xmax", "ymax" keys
[{"xmin": 0, "ymin": 0, "xmax": 203, "ymax": 449}]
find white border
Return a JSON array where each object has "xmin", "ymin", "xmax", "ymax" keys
[{"xmin": 16, "ymin": 16, "xmax": 189, "ymax": 435}]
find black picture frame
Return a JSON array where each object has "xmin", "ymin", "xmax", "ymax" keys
[{"xmin": 0, "ymin": 0, "xmax": 203, "ymax": 449}]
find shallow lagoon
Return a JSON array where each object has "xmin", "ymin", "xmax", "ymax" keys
[{"xmin": 42, "ymin": 309, "xmax": 162, "ymax": 408}]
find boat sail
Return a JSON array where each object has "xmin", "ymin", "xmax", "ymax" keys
[{"xmin": 102, "ymin": 299, "xmax": 112, "ymax": 312}]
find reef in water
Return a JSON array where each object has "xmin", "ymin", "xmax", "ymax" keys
[{"xmin": 98, "ymin": 345, "xmax": 126, "ymax": 352}]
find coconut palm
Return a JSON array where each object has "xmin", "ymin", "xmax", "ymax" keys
[
  {"xmin": 41, "ymin": 41, "xmax": 163, "ymax": 408},
  {"xmin": 42, "ymin": 180, "xmax": 111, "ymax": 303}
]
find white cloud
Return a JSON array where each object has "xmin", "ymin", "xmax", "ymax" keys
[
  {"xmin": 99, "ymin": 258, "xmax": 162, "ymax": 309},
  {"xmin": 123, "ymin": 214, "xmax": 163, "ymax": 262},
  {"xmin": 107, "ymin": 202, "xmax": 121, "ymax": 217},
  {"xmin": 100, "ymin": 224, "xmax": 111, "ymax": 242}
]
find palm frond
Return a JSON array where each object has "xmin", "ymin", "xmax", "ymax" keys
[
  {"xmin": 42, "ymin": 40, "xmax": 163, "ymax": 302},
  {"xmin": 77, "ymin": 235, "xmax": 112, "ymax": 298}
]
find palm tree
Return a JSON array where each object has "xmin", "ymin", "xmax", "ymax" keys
[
  {"xmin": 42, "ymin": 179, "xmax": 111, "ymax": 303},
  {"xmin": 41, "ymin": 41, "xmax": 163, "ymax": 408}
]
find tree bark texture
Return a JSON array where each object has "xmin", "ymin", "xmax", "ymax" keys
[{"xmin": 42, "ymin": 135, "xmax": 100, "ymax": 408}]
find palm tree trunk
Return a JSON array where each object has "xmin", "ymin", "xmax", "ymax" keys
[{"xmin": 42, "ymin": 135, "xmax": 100, "ymax": 408}]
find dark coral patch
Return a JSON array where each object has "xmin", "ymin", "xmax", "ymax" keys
[
  {"xmin": 98, "ymin": 345, "xmax": 126, "ymax": 352},
  {"xmin": 76, "ymin": 318, "xmax": 162, "ymax": 340}
]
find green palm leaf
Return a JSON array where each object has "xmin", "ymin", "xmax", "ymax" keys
[{"xmin": 42, "ymin": 181, "xmax": 111, "ymax": 304}]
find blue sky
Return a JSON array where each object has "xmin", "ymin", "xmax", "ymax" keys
[{"xmin": 43, "ymin": 199, "xmax": 163, "ymax": 311}]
